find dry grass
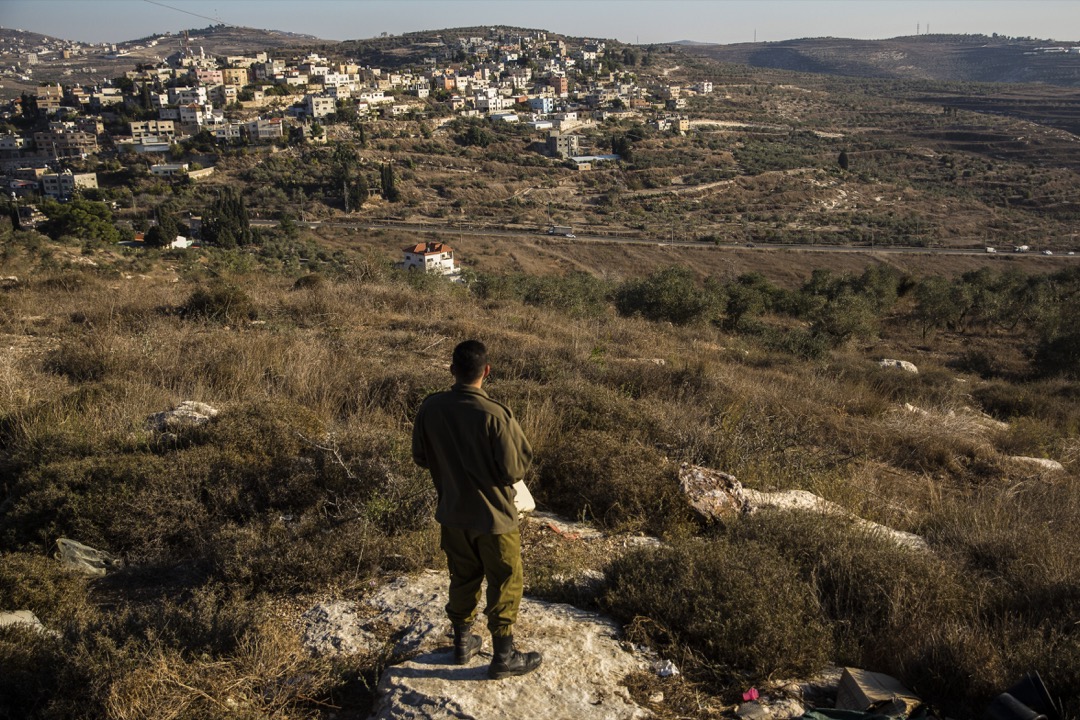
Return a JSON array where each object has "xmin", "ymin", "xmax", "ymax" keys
[{"xmin": 1, "ymin": 230, "xmax": 1079, "ymax": 718}]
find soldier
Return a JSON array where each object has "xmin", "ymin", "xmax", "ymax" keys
[{"xmin": 412, "ymin": 339, "xmax": 542, "ymax": 679}]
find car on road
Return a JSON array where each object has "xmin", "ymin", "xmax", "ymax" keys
[
  {"xmin": 1043, "ymin": 250, "xmax": 1053, "ymax": 255},
  {"xmin": 565, "ymin": 233, "xmax": 576, "ymax": 238},
  {"xmin": 746, "ymin": 242, "xmax": 756, "ymax": 248}
]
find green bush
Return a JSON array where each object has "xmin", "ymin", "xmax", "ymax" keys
[
  {"xmin": 615, "ymin": 267, "xmax": 717, "ymax": 325},
  {"xmin": 291, "ymin": 272, "xmax": 325, "ymax": 291},
  {"xmin": 179, "ymin": 283, "xmax": 256, "ymax": 323},
  {"xmin": 1034, "ymin": 328, "xmax": 1080, "ymax": 379},
  {"xmin": 537, "ymin": 429, "xmax": 688, "ymax": 534},
  {"xmin": 0, "ymin": 396, "xmax": 438, "ymax": 592},
  {"xmin": 604, "ymin": 538, "xmax": 831, "ymax": 687}
]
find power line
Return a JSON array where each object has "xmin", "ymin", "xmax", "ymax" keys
[{"xmin": 141, "ymin": 0, "xmax": 227, "ymax": 26}]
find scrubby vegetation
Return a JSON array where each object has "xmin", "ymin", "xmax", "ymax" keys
[{"xmin": 2, "ymin": 213, "xmax": 1079, "ymax": 718}]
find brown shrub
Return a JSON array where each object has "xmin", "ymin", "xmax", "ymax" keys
[
  {"xmin": 537, "ymin": 429, "xmax": 689, "ymax": 535},
  {"xmin": 604, "ymin": 538, "xmax": 831, "ymax": 693}
]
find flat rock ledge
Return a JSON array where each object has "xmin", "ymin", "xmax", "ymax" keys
[
  {"xmin": 679, "ymin": 464, "xmax": 930, "ymax": 553},
  {"xmin": 1009, "ymin": 456, "xmax": 1066, "ymax": 473},
  {"xmin": 303, "ymin": 570, "xmax": 653, "ymax": 720}
]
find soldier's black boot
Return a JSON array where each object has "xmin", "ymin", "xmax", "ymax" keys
[
  {"xmin": 453, "ymin": 625, "xmax": 482, "ymax": 665},
  {"xmin": 488, "ymin": 634, "xmax": 542, "ymax": 679}
]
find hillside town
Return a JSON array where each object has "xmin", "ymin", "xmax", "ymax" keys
[{"xmin": 0, "ymin": 26, "xmax": 711, "ymax": 213}]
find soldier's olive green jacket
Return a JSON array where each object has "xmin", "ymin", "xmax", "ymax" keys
[{"xmin": 412, "ymin": 384, "xmax": 533, "ymax": 535}]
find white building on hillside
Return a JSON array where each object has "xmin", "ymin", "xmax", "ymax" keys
[{"xmin": 401, "ymin": 241, "xmax": 456, "ymax": 275}]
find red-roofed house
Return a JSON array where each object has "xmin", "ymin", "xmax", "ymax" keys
[{"xmin": 402, "ymin": 241, "xmax": 456, "ymax": 275}]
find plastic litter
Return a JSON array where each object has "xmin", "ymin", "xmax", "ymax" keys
[
  {"xmin": 55, "ymin": 538, "xmax": 122, "ymax": 576},
  {"xmin": 653, "ymin": 659, "xmax": 680, "ymax": 677}
]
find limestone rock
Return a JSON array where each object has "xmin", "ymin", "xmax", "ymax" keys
[
  {"xmin": 678, "ymin": 465, "xmax": 929, "ymax": 553},
  {"xmin": 737, "ymin": 697, "xmax": 808, "ymax": 720},
  {"xmin": 301, "ymin": 601, "xmax": 379, "ymax": 657},
  {"xmin": 0, "ymin": 610, "xmax": 47, "ymax": 634},
  {"xmin": 902, "ymin": 403, "xmax": 1010, "ymax": 435},
  {"xmin": 1009, "ymin": 456, "xmax": 1065, "ymax": 473},
  {"xmin": 879, "ymin": 359, "xmax": 918, "ymax": 374},
  {"xmin": 146, "ymin": 400, "xmax": 219, "ymax": 433},
  {"xmin": 678, "ymin": 463, "xmax": 748, "ymax": 521},
  {"xmin": 304, "ymin": 570, "xmax": 653, "ymax": 719}
]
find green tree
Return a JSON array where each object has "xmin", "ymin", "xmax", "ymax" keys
[
  {"xmin": 723, "ymin": 273, "xmax": 778, "ymax": 330},
  {"xmin": 610, "ymin": 134, "xmax": 633, "ymax": 161},
  {"xmin": 347, "ymin": 175, "xmax": 369, "ymax": 211},
  {"xmin": 614, "ymin": 266, "xmax": 715, "ymax": 325},
  {"xmin": 19, "ymin": 92, "xmax": 39, "ymax": 120},
  {"xmin": 144, "ymin": 204, "xmax": 179, "ymax": 248},
  {"xmin": 380, "ymin": 163, "xmax": 400, "ymax": 203},
  {"xmin": 838, "ymin": 150, "xmax": 849, "ymax": 171},
  {"xmin": 1034, "ymin": 314, "xmax": 1080, "ymax": 378},
  {"xmin": 913, "ymin": 276, "xmax": 966, "ymax": 338},
  {"xmin": 812, "ymin": 292, "xmax": 878, "ymax": 346},
  {"xmin": 201, "ymin": 187, "xmax": 252, "ymax": 248},
  {"xmin": 459, "ymin": 124, "xmax": 494, "ymax": 147},
  {"xmin": 39, "ymin": 198, "xmax": 121, "ymax": 244}
]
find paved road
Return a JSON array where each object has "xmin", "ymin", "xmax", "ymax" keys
[{"xmin": 249, "ymin": 219, "xmax": 1078, "ymax": 258}]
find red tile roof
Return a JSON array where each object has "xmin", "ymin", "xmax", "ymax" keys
[{"xmin": 403, "ymin": 242, "xmax": 453, "ymax": 255}]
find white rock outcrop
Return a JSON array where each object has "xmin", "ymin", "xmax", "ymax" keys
[
  {"xmin": 0, "ymin": 610, "xmax": 48, "ymax": 634},
  {"xmin": 678, "ymin": 464, "xmax": 930, "ymax": 553},
  {"xmin": 146, "ymin": 400, "xmax": 219, "ymax": 433},
  {"xmin": 879, "ymin": 359, "xmax": 918, "ymax": 374},
  {"xmin": 1009, "ymin": 456, "xmax": 1066, "ymax": 473},
  {"xmin": 302, "ymin": 570, "xmax": 654, "ymax": 720}
]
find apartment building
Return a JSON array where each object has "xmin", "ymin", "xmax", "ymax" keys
[
  {"xmin": 546, "ymin": 131, "xmax": 580, "ymax": 159},
  {"xmin": 222, "ymin": 67, "xmax": 251, "ymax": 86},
  {"xmin": 192, "ymin": 68, "xmax": 223, "ymax": 85},
  {"xmin": 41, "ymin": 170, "xmax": 98, "ymax": 199},
  {"xmin": 33, "ymin": 128, "xmax": 98, "ymax": 159},
  {"xmin": 303, "ymin": 95, "xmax": 337, "ymax": 118},
  {"xmin": 168, "ymin": 86, "xmax": 208, "ymax": 106},
  {"xmin": 129, "ymin": 119, "xmax": 176, "ymax": 141}
]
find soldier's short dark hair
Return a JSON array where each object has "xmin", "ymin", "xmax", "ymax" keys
[{"xmin": 452, "ymin": 340, "xmax": 487, "ymax": 382}]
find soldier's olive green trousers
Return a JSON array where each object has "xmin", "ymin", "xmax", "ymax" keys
[{"xmin": 440, "ymin": 526, "xmax": 522, "ymax": 638}]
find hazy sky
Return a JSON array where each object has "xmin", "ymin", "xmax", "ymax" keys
[{"xmin": 3, "ymin": 0, "xmax": 1078, "ymax": 45}]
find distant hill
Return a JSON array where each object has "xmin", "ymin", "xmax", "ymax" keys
[
  {"xmin": 0, "ymin": 27, "xmax": 62, "ymax": 45},
  {"xmin": 0, "ymin": 24, "xmax": 318, "ymax": 55},
  {"xmin": 683, "ymin": 35, "xmax": 1080, "ymax": 87},
  {"xmin": 127, "ymin": 25, "xmax": 320, "ymax": 56},
  {"xmin": 0, "ymin": 25, "xmax": 320, "ymax": 99}
]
